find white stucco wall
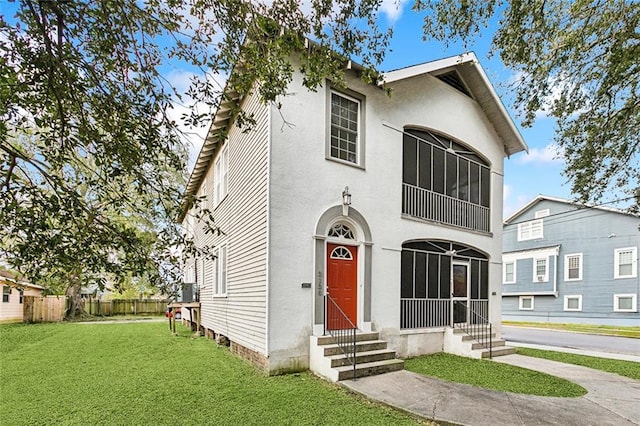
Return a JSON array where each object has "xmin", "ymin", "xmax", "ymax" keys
[{"xmin": 265, "ymin": 65, "xmax": 508, "ymax": 366}]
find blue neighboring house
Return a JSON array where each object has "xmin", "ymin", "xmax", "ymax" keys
[{"xmin": 502, "ymin": 195, "xmax": 639, "ymax": 326}]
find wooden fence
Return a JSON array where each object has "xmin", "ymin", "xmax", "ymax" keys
[
  {"xmin": 83, "ymin": 299, "xmax": 168, "ymax": 316},
  {"xmin": 23, "ymin": 296, "xmax": 66, "ymax": 323}
]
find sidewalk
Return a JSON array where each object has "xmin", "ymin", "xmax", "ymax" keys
[{"xmin": 341, "ymin": 354, "xmax": 640, "ymax": 426}]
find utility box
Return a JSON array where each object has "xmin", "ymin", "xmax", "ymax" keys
[{"xmin": 178, "ymin": 283, "xmax": 195, "ymax": 303}]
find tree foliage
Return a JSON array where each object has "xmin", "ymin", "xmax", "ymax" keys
[
  {"xmin": 2, "ymin": 0, "xmax": 637, "ymax": 315},
  {"xmin": 0, "ymin": 0, "xmax": 391, "ymax": 315},
  {"xmin": 416, "ymin": 0, "xmax": 640, "ymax": 210}
]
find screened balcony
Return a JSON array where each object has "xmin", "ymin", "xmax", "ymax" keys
[{"xmin": 402, "ymin": 128, "xmax": 491, "ymax": 233}]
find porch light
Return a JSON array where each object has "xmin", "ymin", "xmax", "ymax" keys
[{"xmin": 342, "ymin": 186, "xmax": 351, "ymax": 216}]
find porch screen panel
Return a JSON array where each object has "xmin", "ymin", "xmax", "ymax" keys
[
  {"xmin": 446, "ymin": 152, "xmax": 457, "ymax": 198},
  {"xmin": 418, "ymin": 141, "xmax": 432, "ymax": 190},
  {"xmin": 458, "ymin": 159, "xmax": 469, "ymax": 201},
  {"xmin": 480, "ymin": 261, "xmax": 489, "ymax": 299},
  {"xmin": 439, "ymin": 256, "xmax": 451, "ymax": 299},
  {"xmin": 427, "ymin": 254, "xmax": 439, "ymax": 299},
  {"xmin": 480, "ymin": 166, "xmax": 490, "ymax": 208},
  {"xmin": 432, "ymin": 148, "xmax": 445, "ymax": 194},
  {"xmin": 401, "ymin": 250, "xmax": 414, "ymax": 298},
  {"xmin": 415, "ymin": 252, "xmax": 427, "ymax": 299},
  {"xmin": 403, "ymin": 135, "xmax": 417, "ymax": 185},
  {"xmin": 469, "ymin": 162, "xmax": 480, "ymax": 205},
  {"xmin": 470, "ymin": 259, "xmax": 480, "ymax": 299}
]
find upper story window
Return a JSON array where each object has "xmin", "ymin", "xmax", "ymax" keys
[
  {"xmin": 564, "ymin": 253, "xmax": 583, "ymax": 281},
  {"xmin": 328, "ymin": 91, "xmax": 363, "ymax": 166},
  {"xmin": 614, "ymin": 247, "xmax": 637, "ymax": 279},
  {"xmin": 402, "ymin": 129, "xmax": 490, "ymax": 232},
  {"xmin": 214, "ymin": 145, "xmax": 229, "ymax": 206},
  {"xmin": 517, "ymin": 219, "xmax": 543, "ymax": 241}
]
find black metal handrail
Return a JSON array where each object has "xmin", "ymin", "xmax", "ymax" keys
[
  {"xmin": 324, "ymin": 294, "xmax": 358, "ymax": 380},
  {"xmin": 452, "ymin": 300, "xmax": 493, "ymax": 358}
]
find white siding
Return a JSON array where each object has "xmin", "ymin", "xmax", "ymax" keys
[{"xmin": 192, "ymin": 87, "xmax": 269, "ymax": 354}]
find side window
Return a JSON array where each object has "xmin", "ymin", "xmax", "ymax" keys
[
  {"xmin": 519, "ymin": 296, "xmax": 533, "ymax": 310},
  {"xmin": 2, "ymin": 286, "xmax": 10, "ymax": 303},
  {"xmin": 503, "ymin": 261, "xmax": 516, "ymax": 284},
  {"xmin": 614, "ymin": 247, "xmax": 637, "ymax": 279},
  {"xmin": 214, "ymin": 244, "xmax": 227, "ymax": 296},
  {"xmin": 214, "ymin": 146, "xmax": 228, "ymax": 206},
  {"xmin": 328, "ymin": 90, "xmax": 364, "ymax": 167},
  {"xmin": 564, "ymin": 295, "xmax": 582, "ymax": 311},
  {"xmin": 613, "ymin": 294, "xmax": 637, "ymax": 312},
  {"xmin": 564, "ymin": 253, "xmax": 583, "ymax": 281},
  {"xmin": 533, "ymin": 258, "xmax": 548, "ymax": 282}
]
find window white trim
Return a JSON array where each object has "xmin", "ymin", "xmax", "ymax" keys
[
  {"xmin": 614, "ymin": 247, "xmax": 637, "ymax": 279},
  {"xmin": 613, "ymin": 294, "xmax": 637, "ymax": 312},
  {"xmin": 214, "ymin": 243, "xmax": 227, "ymax": 297},
  {"xmin": 564, "ymin": 253, "xmax": 583, "ymax": 282},
  {"xmin": 214, "ymin": 145, "xmax": 229, "ymax": 207},
  {"xmin": 517, "ymin": 219, "xmax": 543, "ymax": 241},
  {"xmin": 503, "ymin": 261, "xmax": 516, "ymax": 284},
  {"xmin": 533, "ymin": 257, "xmax": 548, "ymax": 282},
  {"xmin": 519, "ymin": 296, "xmax": 534, "ymax": 310},
  {"xmin": 563, "ymin": 295, "xmax": 582, "ymax": 311},
  {"xmin": 534, "ymin": 209, "xmax": 550, "ymax": 218},
  {"xmin": 326, "ymin": 88, "xmax": 365, "ymax": 168}
]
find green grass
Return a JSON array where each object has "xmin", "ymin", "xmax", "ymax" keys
[
  {"xmin": 0, "ymin": 322, "xmax": 429, "ymax": 425},
  {"xmin": 516, "ymin": 347, "xmax": 640, "ymax": 380},
  {"xmin": 503, "ymin": 321, "xmax": 640, "ymax": 338},
  {"xmin": 404, "ymin": 353, "xmax": 586, "ymax": 397}
]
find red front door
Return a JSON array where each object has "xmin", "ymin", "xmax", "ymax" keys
[{"xmin": 326, "ymin": 243, "xmax": 358, "ymax": 329}]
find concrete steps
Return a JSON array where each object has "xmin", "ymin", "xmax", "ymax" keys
[
  {"xmin": 310, "ymin": 332, "xmax": 404, "ymax": 382},
  {"xmin": 446, "ymin": 328, "xmax": 516, "ymax": 359}
]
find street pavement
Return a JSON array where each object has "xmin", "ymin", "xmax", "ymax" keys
[{"xmin": 503, "ymin": 326, "xmax": 640, "ymax": 357}]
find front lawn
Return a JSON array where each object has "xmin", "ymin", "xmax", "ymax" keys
[
  {"xmin": 404, "ymin": 353, "xmax": 586, "ymax": 397},
  {"xmin": 0, "ymin": 322, "xmax": 427, "ymax": 425}
]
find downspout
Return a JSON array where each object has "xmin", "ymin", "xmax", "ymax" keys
[{"xmin": 553, "ymin": 247, "xmax": 559, "ymax": 297}]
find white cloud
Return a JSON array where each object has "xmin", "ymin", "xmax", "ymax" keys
[
  {"xmin": 379, "ymin": 0, "xmax": 410, "ymax": 22},
  {"xmin": 503, "ymin": 188, "xmax": 532, "ymax": 220},
  {"xmin": 517, "ymin": 143, "xmax": 564, "ymax": 166}
]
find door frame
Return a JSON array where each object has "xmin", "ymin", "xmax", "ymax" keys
[
  {"xmin": 451, "ymin": 260, "xmax": 470, "ymax": 325},
  {"xmin": 313, "ymin": 207, "xmax": 372, "ymax": 336}
]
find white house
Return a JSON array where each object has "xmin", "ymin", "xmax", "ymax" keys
[{"xmin": 179, "ymin": 51, "xmax": 528, "ymax": 379}]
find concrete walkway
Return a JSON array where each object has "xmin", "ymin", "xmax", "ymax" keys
[{"xmin": 342, "ymin": 354, "xmax": 640, "ymax": 426}]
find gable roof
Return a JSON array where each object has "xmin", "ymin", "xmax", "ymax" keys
[
  {"xmin": 382, "ymin": 52, "xmax": 528, "ymax": 158},
  {"xmin": 504, "ymin": 195, "xmax": 639, "ymax": 224}
]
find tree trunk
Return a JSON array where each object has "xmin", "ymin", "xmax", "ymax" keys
[{"xmin": 65, "ymin": 279, "xmax": 85, "ymax": 318}]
